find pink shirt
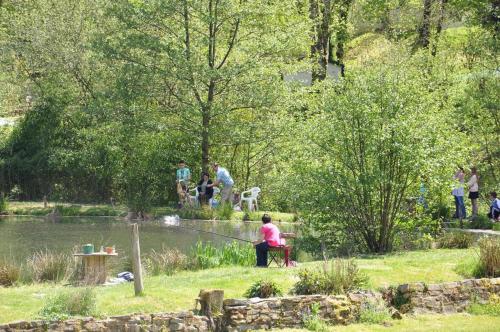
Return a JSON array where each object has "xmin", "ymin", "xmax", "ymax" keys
[{"xmin": 260, "ymin": 223, "xmax": 283, "ymax": 247}]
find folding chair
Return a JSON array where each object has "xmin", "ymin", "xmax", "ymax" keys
[{"xmin": 267, "ymin": 232, "xmax": 296, "ymax": 267}]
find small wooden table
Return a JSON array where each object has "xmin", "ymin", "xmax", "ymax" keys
[{"xmin": 73, "ymin": 253, "xmax": 118, "ymax": 285}]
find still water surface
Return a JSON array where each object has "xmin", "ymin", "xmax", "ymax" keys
[{"xmin": 0, "ymin": 216, "xmax": 294, "ymax": 261}]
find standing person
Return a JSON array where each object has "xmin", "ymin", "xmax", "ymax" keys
[
  {"xmin": 209, "ymin": 163, "xmax": 234, "ymax": 204},
  {"xmin": 452, "ymin": 167, "xmax": 466, "ymax": 219},
  {"xmin": 176, "ymin": 160, "xmax": 191, "ymax": 208},
  {"xmin": 252, "ymin": 214, "xmax": 283, "ymax": 267},
  {"xmin": 197, "ymin": 172, "xmax": 214, "ymax": 206},
  {"xmin": 467, "ymin": 167, "xmax": 479, "ymax": 218},
  {"xmin": 488, "ymin": 192, "xmax": 500, "ymax": 221}
]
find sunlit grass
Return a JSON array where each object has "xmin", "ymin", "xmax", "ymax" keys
[{"xmin": 0, "ymin": 249, "xmax": 475, "ymax": 323}]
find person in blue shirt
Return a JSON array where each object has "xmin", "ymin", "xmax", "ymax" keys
[
  {"xmin": 176, "ymin": 160, "xmax": 191, "ymax": 208},
  {"xmin": 209, "ymin": 163, "xmax": 234, "ymax": 204}
]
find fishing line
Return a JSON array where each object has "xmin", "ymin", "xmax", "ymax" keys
[{"xmin": 163, "ymin": 216, "xmax": 253, "ymax": 243}]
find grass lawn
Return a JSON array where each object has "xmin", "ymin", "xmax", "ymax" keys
[
  {"xmin": 282, "ymin": 314, "xmax": 500, "ymax": 332},
  {"xmin": 0, "ymin": 249, "xmax": 477, "ymax": 323}
]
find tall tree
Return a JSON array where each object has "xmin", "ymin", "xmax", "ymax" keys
[{"xmin": 309, "ymin": 0, "xmax": 331, "ymax": 82}]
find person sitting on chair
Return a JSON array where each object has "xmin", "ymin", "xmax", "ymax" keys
[
  {"xmin": 252, "ymin": 214, "xmax": 284, "ymax": 267},
  {"xmin": 197, "ymin": 172, "xmax": 214, "ymax": 206}
]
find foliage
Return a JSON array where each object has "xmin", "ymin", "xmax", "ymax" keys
[
  {"xmin": 469, "ymin": 215, "xmax": 493, "ymax": 230},
  {"xmin": 38, "ymin": 288, "xmax": 96, "ymax": 321},
  {"xmin": 437, "ymin": 232, "xmax": 474, "ymax": 249},
  {"xmin": 468, "ymin": 294, "xmax": 500, "ymax": 317},
  {"xmin": 244, "ymin": 280, "xmax": 283, "ymax": 299},
  {"xmin": 302, "ymin": 303, "xmax": 329, "ymax": 332},
  {"xmin": 358, "ymin": 301, "xmax": 392, "ymax": 324},
  {"xmin": 477, "ymin": 237, "xmax": 500, "ymax": 277},
  {"xmin": 27, "ymin": 250, "xmax": 73, "ymax": 283},
  {"xmin": 291, "ymin": 259, "xmax": 367, "ymax": 295},
  {"xmin": 0, "ymin": 260, "xmax": 20, "ymax": 286},
  {"xmin": 191, "ymin": 241, "xmax": 255, "ymax": 269},
  {"xmin": 144, "ymin": 248, "xmax": 188, "ymax": 276},
  {"xmin": 215, "ymin": 203, "xmax": 234, "ymax": 221}
]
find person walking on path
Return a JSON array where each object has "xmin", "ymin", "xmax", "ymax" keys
[
  {"xmin": 209, "ymin": 163, "xmax": 234, "ymax": 204},
  {"xmin": 452, "ymin": 167, "xmax": 466, "ymax": 220},
  {"xmin": 467, "ymin": 167, "xmax": 479, "ymax": 218}
]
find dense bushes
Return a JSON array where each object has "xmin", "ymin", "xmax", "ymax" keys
[
  {"xmin": 437, "ymin": 232, "xmax": 474, "ymax": 249},
  {"xmin": 244, "ymin": 280, "xmax": 283, "ymax": 298},
  {"xmin": 39, "ymin": 288, "xmax": 96, "ymax": 320},
  {"xmin": 291, "ymin": 259, "xmax": 367, "ymax": 295}
]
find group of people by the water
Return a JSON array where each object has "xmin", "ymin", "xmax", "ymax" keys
[
  {"xmin": 451, "ymin": 166, "xmax": 499, "ymax": 221},
  {"xmin": 176, "ymin": 160, "xmax": 235, "ymax": 208}
]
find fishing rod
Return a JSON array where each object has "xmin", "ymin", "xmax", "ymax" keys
[{"xmin": 163, "ymin": 217, "xmax": 253, "ymax": 243}]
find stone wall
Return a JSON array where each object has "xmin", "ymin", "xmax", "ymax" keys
[
  {"xmin": 395, "ymin": 277, "xmax": 500, "ymax": 314},
  {"xmin": 0, "ymin": 312, "xmax": 209, "ymax": 332},
  {"xmin": 1, "ymin": 278, "xmax": 499, "ymax": 332}
]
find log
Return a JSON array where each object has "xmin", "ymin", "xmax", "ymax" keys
[
  {"xmin": 198, "ymin": 289, "xmax": 224, "ymax": 316},
  {"xmin": 131, "ymin": 223, "xmax": 144, "ymax": 295}
]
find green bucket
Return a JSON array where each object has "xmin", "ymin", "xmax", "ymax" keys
[{"xmin": 83, "ymin": 244, "xmax": 94, "ymax": 255}]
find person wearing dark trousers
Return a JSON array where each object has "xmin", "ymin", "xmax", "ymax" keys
[
  {"xmin": 252, "ymin": 214, "xmax": 283, "ymax": 267},
  {"xmin": 197, "ymin": 172, "xmax": 214, "ymax": 206}
]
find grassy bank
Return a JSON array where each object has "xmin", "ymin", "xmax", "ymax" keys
[
  {"xmin": 5, "ymin": 201, "xmax": 297, "ymax": 222},
  {"xmin": 0, "ymin": 249, "xmax": 478, "ymax": 323}
]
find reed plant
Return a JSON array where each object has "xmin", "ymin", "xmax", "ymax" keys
[
  {"xmin": 0, "ymin": 260, "xmax": 20, "ymax": 286},
  {"xmin": 145, "ymin": 248, "xmax": 188, "ymax": 276},
  {"xmin": 0, "ymin": 192, "xmax": 8, "ymax": 214},
  {"xmin": 478, "ymin": 237, "xmax": 500, "ymax": 277},
  {"xmin": 27, "ymin": 250, "xmax": 74, "ymax": 283},
  {"xmin": 191, "ymin": 241, "xmax": 255, "ymax": 269}
]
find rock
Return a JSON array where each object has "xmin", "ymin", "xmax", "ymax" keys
[{"xmin": 388, "ymin": 307, "xmax": 403, "ymax": 319}]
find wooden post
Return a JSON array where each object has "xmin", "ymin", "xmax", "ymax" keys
[{"xmin": 131, "ymin": 223, "xmax": 144, "ymax": 295}]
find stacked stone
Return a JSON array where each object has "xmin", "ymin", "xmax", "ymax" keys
[
  {"xmin": 0, "ymin": 312, "xmax": 209, "ymax": 332},
  {"xmin": 397, "ymin": 277, "xmax": 500, "ymax": 314},
  {"xmin": 223, "ymin": 295, "xmax": 355, "ymax": 332}
]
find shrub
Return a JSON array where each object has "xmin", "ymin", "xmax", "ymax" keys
[
  {"xmin": 478, "ymin": 237, "xmax": 500, "ymax": 277},
  {"xmin": 358, "ymin": 301, "xmax": 392, "ymax": 324},
  {"xmin": 27, "ymin": 250, "xmax": 74, "ymax": 282},
  {"xmin": 0, "ymin": 261, "xmax": 20, "ymax": 286},
  {"xmin": 39, "ymin": 288, "xmax": 96, "ymax": 320},
  {"xmin": 469, "ymin": 215, "xmax": 493, "ymax": 230},
  {"xmin": 468, "ymin": 294, "xmax": 500, "ymax": 316},
  {"xmin": 191, "ymin": 241, "xmax": 254, "ymax": 269},
  {"xmin": 244, "ymin": 280, "xmax": 283, "ymax": 298},
  {"xmin": 145, "ymin": 248, "xmax": 188, "ymax": 276},
  {"xmin": 437, "ymin": 232, "xmax": 474, "ymax": 249},
  {"xmin": 291, "ymin": 259, "xmax": 368, "ymax": 295},
  {"xmin": 303, "ymin": 303, "xmax": 328, "ymax": 332},
  {"xmin": 215, "ymin": 203, "xmax": 233, "ymax": 220}
]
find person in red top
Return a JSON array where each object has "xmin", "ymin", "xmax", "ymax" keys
[{"xmin": 252, "ymin": 214, "xmax": 284, "ymax": 267}]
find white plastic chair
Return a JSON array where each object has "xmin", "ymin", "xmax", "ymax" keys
[
  {"xmin": 239, "ymin": 187, "xmax": 261, "ymax": 211},
  {"xmin": 210, "ymin": 187, "xmax": 221, "ymax": 209},
  {"xmin": 188, "ymin": 187, "xmax": 199, "ymax": 207}
]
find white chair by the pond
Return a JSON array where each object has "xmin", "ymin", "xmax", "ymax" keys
[
  {"xmin": 239, "ymin": 187, "xmax": 261, "ymax": 211},
  {"xmin": 210, "ymin": 187, "xmax": 221, "ymax": 209}
]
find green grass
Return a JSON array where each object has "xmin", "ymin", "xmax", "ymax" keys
[
  {"xmin": 281, "ymin": 314, "xmax": 500, "ymax": 332},
  {"xmin": 0, "ymin": 249, "xmax": 476, "ymax": 323}
]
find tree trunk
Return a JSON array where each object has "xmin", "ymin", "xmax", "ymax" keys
[
  {"xmin": 431, "ymin": 0, "xmax": 446, "ymax": 56},
  {"xmin": 418, "ymin": 0, "xmax": 433, "ymax": 49},
  {"xmin": 310, "ymin": 0, "xmax": 331, "ymax": 83},
  {"xmin": 201, "ymin": 109, "xmax": 211, "ymax": 172}
]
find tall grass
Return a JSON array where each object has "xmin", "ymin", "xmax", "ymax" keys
[
  {"xmin": 144, "ymin": 248, "xmax": 188, "ymax": 276},
  {"xmin": 437, "ymin": 232, "xmax": 474, "ymax": 249},
  {"xmin": 478, "ymin": 237, "xmax": 500, "ymax": 277},
  {"xmin": 0, "ymin": 192, "xmax": 8, "ymax": 213},
  {"xmin": 0, "ymin": 260, "xmax": 20, "ymax": 286},
  {"xmin": 27, "ymin": 250, "xmax": 74, "ymax": 282},
  {"xmin": 191, "ymin": 241, "xmax": 255, "ymax": 269}
]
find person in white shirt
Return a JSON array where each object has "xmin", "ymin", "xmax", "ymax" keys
[
  {"xmin": 467, "ymin": 167, "xmax": 479, "ymax": 217},
  {"xmin": 452, "ymin": 167, "xmax": 466, "ymax": 219},
  {"xmin": 209, "ymin": 163, "xmax": 234, "ymax": 204}
]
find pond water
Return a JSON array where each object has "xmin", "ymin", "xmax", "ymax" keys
[{"xmin": 0, "ymin": 216, "xmax": 296, "ymax": 262}]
